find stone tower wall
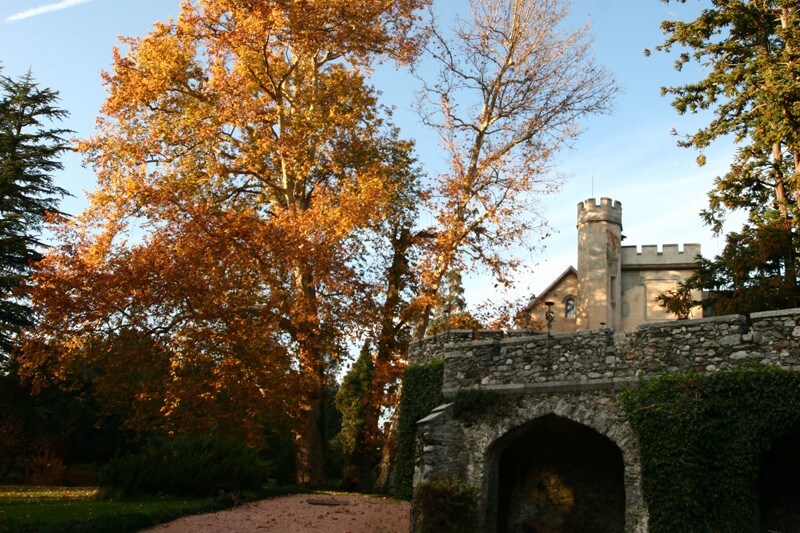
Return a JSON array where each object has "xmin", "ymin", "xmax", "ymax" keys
[{"xmin": 576, "ymin": 198, "xmax": 623, "ymax": 330}]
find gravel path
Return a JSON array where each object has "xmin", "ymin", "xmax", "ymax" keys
[{"xmin": 140, "ymin": 493, "xmax": 411, "ymax": 533}]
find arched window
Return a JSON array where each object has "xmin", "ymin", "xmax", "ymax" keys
[{"xmin": 564, "ymin": 297, "xmax": 575, "ymax": 318}]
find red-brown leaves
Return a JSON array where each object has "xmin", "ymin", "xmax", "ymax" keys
[{"xmin": 22, "ymin": 2, "xmax": 428, "ymax": 462}]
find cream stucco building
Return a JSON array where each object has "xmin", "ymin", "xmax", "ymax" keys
[{"xmin": 524, "ymin": 197, "xmax": 702, "ymax": 333}]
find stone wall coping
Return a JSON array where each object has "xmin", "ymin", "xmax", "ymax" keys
[
  {"xmin": 506, "ymin": 329, "xmax": 544, "ymax": 337},
  {"xmin": 461, "ymin": 338, "xmax": 503, "ymax": 349},
  {"xmin": 442, "ymin": 378, "xmax": 641, "ymax": 398},
  {"xmin": 410, "ymin": 325, "xmax": 625, "ymax": 351},
  {"xmin": 409, "ymin": 312, "xmax": 793, "ymax": 351},
  {"xmin": 751, "ymin": 307, "xmax": 800, "ymax": 319},
  {"xmin": 436, "ymin": 328, "xmax": 615, "ymax": 349},
  {"xmin": 492, "ymin": 335, "xmax": 550, "ymax": 348},
  {"xmin": 501, "ymin": 328, "xmax": 614, "ymax": 346},
  {"xmin": 630, "ymin": 314, "xmax": 747, "ymax": 332},
  {"xmin": 416, "ymin": 403, "xmax": 453, "ymax": 425},
  {"xmin": 407, "ymin": 330, "xmax": 473, "ymax": 348}
]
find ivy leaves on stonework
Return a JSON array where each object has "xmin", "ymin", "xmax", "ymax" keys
[{"xmin": 620, "ymin": 367, "xmax": 800, "ymax": 532}]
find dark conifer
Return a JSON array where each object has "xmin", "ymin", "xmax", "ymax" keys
[
  {"xmin": 654, "ymin": 2, "xmax": 800, "ymax": 314},
  {"xmin": 0, "ymin": 70, "xmax": 70, "ymax": 358},
  {"xmin": 654, "ymin": 2, "xmax": 800, "ymax": 231}
]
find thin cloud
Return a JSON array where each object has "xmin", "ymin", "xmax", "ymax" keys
[{"xmin": 5, "ymin": 0, "xmax": 91, "ymax": 23}]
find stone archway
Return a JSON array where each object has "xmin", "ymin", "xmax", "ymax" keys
[
  {"xmin": 493, "ymin": 414, "xmax": 625, "ymax": 533},
  {"xmin": 760, "ymin": 424, "xmax": 800, "ymax": 531},
  {"xmin": 468, "ymin": 393, "xmax": 647, "ymax": 533}
]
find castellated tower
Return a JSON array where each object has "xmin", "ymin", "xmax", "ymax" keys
[
  {"xmin": 525, "ymin": 196, "xmax": 699, "ymax": 332},
  {"xmin": 576, "ymin": 198, "xmax": 622, "ymax": 330}
]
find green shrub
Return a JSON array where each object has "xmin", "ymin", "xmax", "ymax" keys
[
  {"xmin": 100, "ymin": 433, "xmax": 273, "ymax": 496},
  {"xmin": 390, "ymin": 359, "xmax": 444, "ymax": 499},
  {"xmin": 413, "ymin": 477, "xmax": 478, "ymax": 533},
  {"xmin": 0, "ymin": 414, "xmax": 25, "ymax": 480}
]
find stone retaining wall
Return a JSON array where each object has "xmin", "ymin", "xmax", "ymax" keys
[{"xmin": 408, "ymin": 309, "xmax": 800, "ymax": 396}]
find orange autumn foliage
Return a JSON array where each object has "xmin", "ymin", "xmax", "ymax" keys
[
  {"xmin": 22, "ymin": 208, "xmax": 303, "ymax": 443},
  {"xmin": 19, "ymin": 0, "xmax": 428, "ymax": 483}
]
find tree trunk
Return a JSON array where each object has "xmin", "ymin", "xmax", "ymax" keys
[
  {"xmin": 346, "ymin": 226, "xmax": 413, "ymax": 490},
  {"xmin": 294, "ymin": 387, "xmax": 325, "ymax": 485},
  {"xmin": 772, "ymin": 141, "xmax": 790, "ymax": 220},
  {"xmin": 292, "ymin": 265, "xmax": 326, "ymax": 486},
  {"xmin": 374, "ymin": 415, "xmax": 398, "ymax": 492}
]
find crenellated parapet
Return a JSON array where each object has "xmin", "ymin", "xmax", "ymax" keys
[
  {"xmin": 577, "ymin": 197, "xmax": 623, "ymax": 227},
  {"xmin": 408, "ymin": 308, "xmax": 800, "ymax": 397},
  {"xmin": 621, "ymin": 243, "xmax": 702, "ymax": 268}
]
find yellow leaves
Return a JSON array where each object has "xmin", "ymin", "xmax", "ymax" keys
[
  {"xmin": 189, "ymin": 0, "xmax": 429, "ymax": 66},
  {"xmin": 104, "ymin": 27, "xmax": 199, "ymax": 120},
  {"xmin": 20, "ymin": 0, "xmax": 434, "ymax": 450}
]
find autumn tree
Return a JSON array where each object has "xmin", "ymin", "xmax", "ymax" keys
[
  {"xmin": 412, "ymin": 0, "xmax": 618, "ymax": 338},
  {"xmin": 0, "ymin": 70, "xmax": 69, "ymax": 361},
  {"xmin": 19, "ymin": 0, "xmax": 428, "ymax": 485},
  {"xmin": 367, "ymin": 0, "xmax": 618, "ymax": 491}
]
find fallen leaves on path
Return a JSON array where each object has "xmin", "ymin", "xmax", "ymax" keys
[{"xmin": 140, "ymin": 493, "xmax": 410, "ymax": 533}]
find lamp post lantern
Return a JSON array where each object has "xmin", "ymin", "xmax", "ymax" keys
[{"xmin": 544, "ymin": 301, "xmax": 555, "ymax": 337}]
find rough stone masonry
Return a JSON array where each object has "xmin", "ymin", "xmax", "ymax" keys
[{"xmin": 410, "ymin": 308, "xmax": 800, "ymax": 532}]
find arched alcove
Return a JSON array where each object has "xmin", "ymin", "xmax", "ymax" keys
[
  {"xmin": 760, "ymin": 424, "xmax": 800, "ymax": 531},
  {"xmin": 493, "ymin": 414, "xmax": 625, "ymax": 533}
]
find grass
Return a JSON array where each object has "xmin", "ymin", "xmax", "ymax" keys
[
  {"xmin": 0, "ymin": 485, "xmax": 243, "ymax": 533},
  {"xmin": 0, "ymin": 484, "xmax": 368, "ymax": 532}
]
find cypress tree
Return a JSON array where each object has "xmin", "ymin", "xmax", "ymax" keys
[{"xmin": 334, "ymin": 341, "xmax": 377, "ymax": 490}]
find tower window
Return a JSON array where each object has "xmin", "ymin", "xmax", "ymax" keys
[{"xmin": 565, "ymin": 297, "xmax": 575, "ymax": 318}]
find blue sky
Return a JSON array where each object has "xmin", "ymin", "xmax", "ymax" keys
[{"xmin": 0, "ymin": 0, "xmax": 743, "ymax": 305}]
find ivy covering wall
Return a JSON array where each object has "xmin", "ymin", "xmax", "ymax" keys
[
  {"xmin": 620, "ymin": 367, "xmax": 800, "ymax": 532},
  {"xmin": 390, "ymin": 359, "xmax": 444, "ymax": 499}
]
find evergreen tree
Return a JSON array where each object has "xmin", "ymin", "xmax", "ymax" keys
[
  {"xmin": 333, "ymin": 341, "xmax": 377, "ymax": 490},
  {"xmin": 0, "ymin": 70, "xmax": 69, "ymax": 359},
  {"xmin": 652, "ymin": 1, "xmax": 800, "ymax": 231},
  {"xmin": 427, "ymin": 270, "xmax": 481, "ymax": 334},
  {"xmin": 653, "ymin": 2, "xmax": 800, "ymax": 313},
  {"xmin": 659, "ymin": 219, "xmax": 800, "ymax": 316}
]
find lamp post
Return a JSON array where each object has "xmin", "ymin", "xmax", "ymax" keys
[{"xmin": 544, "ymin": 301, "xmax": 555, "ymax": 337}]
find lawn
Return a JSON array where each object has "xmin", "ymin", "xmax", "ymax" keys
[{"xmin": 0, "ymin": 485, "xmax": 239, "ymax": 533}]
